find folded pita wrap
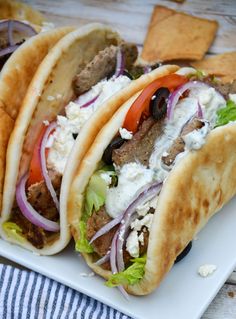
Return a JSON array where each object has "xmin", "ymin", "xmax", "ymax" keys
[
  {"xmin": 0, "ymin": 23, "xmax": 162, "ymax": 255},
  {"xmin": 67, "ymin": 66, "xmax": 236, "ymax": 295}
]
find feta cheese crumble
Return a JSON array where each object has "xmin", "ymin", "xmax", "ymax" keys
[
  {"xmin": 80, "ymin": 272, "xmax": 95, "ymax": 277},
  {"xmin": 198, "ymin": 264, "xmax": 217, "ymax": 277},
  {"xmin": 126, "ymin": 214, "xmax": 153, "ymax": 257},
  {"xmin": 119, "ymin": 127, "xmax": 133, "ymax": 140},
  {"xmin": 126, "ymin": 230, "xmax": 139, "ymax": 258},
  {"xmin": 43, "ymin": 120, "xmax": 49, "ymax": 126}
]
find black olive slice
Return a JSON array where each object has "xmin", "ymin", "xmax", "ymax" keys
[
  {"xmin": 150, "ymin": 87, "xmax": 170, "ymax": 120},
  {"xmin": 151, "ymin": 62, "xmax": 162, "ymax": 70},
  {"xmin": 72, "ymin": 133, "xmax": 78, "ymax": 140},
  {"xmin": 174, "ymin": 241, "xmax": 192, "ymax": 263},
  {"xmin": 102, "ymin": 137, "xmax": 124, "ymax": 164}
]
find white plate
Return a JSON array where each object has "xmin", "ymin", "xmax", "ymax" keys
[{"xmin": 1, "ymin": 197, "xmax": 236, "ymax": 319}]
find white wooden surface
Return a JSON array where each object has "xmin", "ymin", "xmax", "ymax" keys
[{"xmin": 1, "ymin": 0, "xmax": 236, "ymax": 318}]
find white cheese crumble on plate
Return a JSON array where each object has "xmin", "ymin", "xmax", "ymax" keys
[
  {"xmin": 80, "ymin": 272, "xmax": 95, "ymax": 277},
  {"xmin": 198, "ymin": 264, "xmax": 217, "ymax": 277}
]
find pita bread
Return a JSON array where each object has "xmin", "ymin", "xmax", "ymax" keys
[
  {"xmin": 191, "ymin": 52, "xmax": 236, "ymax": 84},
  {"xmin": 0, "ymin": 107, "xmax": 13, "ymax": 212},
  {"xmin": 141, "ymin": 5, "xmax": 218, "ymax": 62},
  {"xmin": 68, "ymin": 71, "xmax": 236, "ymax": 294},
  {"xmin": 0, "ymin": 26, "xmax": 74, "ymax": 120},
  {"xmin": 0, "ymin": 24, "xmax": 124, "ymax": 255}
]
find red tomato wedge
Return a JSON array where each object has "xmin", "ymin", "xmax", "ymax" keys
[
  {"xmin": 27, "ymin": 126, "xmax": 47, "ymax": 186},
  {"xmin": 123, "ymin": 74, "xmax": 188, "ymax": 133}
]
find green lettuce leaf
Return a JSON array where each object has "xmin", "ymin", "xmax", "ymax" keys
[
  {"xmin": 2, "ymin": 222, "xmax": 26, "ymax": 243},
  {"xmin": 83, "ymin": 165, "xmax": 116, "ymax": 220},
  {"xmin": 105, "ymin": 255, "xmax": 147, "ymax": 287},
  {"xmin": 75, "ymin": 221, "xmax": 94, "ymax": 253},
  {"xmin": 215, "ymin": 100, "xmax": 236, "ymax": 127}
]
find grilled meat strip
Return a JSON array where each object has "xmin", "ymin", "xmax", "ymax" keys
[
  {"xmin": 73, "ymin": 42, "xmax": 138, "ymax": 95},
  {"xmin": 112, "ymin": 117, "xmax": 164, "ymax": 167},
  {"xmin": 87, "ymin": 207, "xmax": 118, "ymax": 258}
]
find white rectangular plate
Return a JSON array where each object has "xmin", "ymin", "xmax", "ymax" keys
[{"xmin": 1, "ymin": 197, "xmax": 236, "ymax": 319}]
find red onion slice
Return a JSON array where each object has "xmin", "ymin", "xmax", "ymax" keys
[
  {"xmin": 7, "ymin": 20, "xmax": 37, "ymax": 40},
  {"xmin": 0, "ymin": 44, "xmax": 19, "ymax": 57},
  {"xmin": 94, "ymin": 251, "xmax": 110, "ymax": 266},
  {"xmin": 110, "ymin": 232, "xmax": 129, "ymax": 299},
  {"xmin": 80, "ymin": 94, "xmax": 99, "ymax": 108},
  {"xmin": 16, "ymin": 175, "xmax": 60, "ymax": 232},
  {"xmin": 0, "ymin": 20, "xmax": 9, "ymax": 32},
  {"xmin": 40, "ymin": 121, "xmax": 59, "ymax": 211},
  {"xmin": 7, "ymin": 20, "xmax": 14, "ymax": 46},
  {"xmin": 89, "ymin": 213, "xmax": 123, "ymax": 244},
  {"xmin": 74, "ymin": 92, "xmax": 99, "ymax": 109},
  {"xmin": 114, "ymin": 48, "xmax": 124, "ymax": 78},
  {"xmin": 110, "ymin": 232, "xmax": 119, "ymax": 274},
  {"xmin": 116, "ymin": 182, "xmax": 162, "ymax": 272},
  {"xmin": 167, "ymin": 81, "xmax": 225, "ymax": 120},
  {"xmin": 0, "ymin": 20, "xmax": 37, "ymax": 45},
  {"xmin": 143, "ymin": 66, "xmax": 152, "ymax": 74},
  {"xmin": 197, "ymin": 102, "xmax": 203, "ymax": 118}
]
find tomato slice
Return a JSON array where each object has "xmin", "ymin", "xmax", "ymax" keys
[
  {"xmin": 123, "ymin": 74, "xmax": 188, "ymax": 133},
  {"xmin": 27, "ymin": 126, "xmax": 47, "ymax": 186}
]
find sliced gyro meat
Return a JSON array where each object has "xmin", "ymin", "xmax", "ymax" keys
[
  {"xmin": 73, "ymin": 42, "xmax": 138, "ymax": 95},
  {"xmin": 87, "ymin": 207, "xmax": 118, "ymax": 257},
  {"xmin": 112, "ymin": 117, "xmax": 164, "ymax": 167}
]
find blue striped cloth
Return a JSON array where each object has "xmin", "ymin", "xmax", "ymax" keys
[{"xmin": 0, "ymin": 264, "xmax": 131, "ymax": 319}]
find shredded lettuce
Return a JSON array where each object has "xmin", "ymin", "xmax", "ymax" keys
[
  {"xmin": 75, "ymin": 221, "xmax": 94, "ymax": 253},
  {"xmin": 2, "ymin": 222, "xmax": 26, "ymax": 243},
  {"xmin": 83, "ymin": 165, "xmax": 116, "ymax": 220},
  {"xmin": 76, "ymin": 165, "xmax": 116, "ymax": 254},
  {"xmin": 105, "ymin": 255, "xmax": 146, "ymax": 287},
  {"xmin": 215, "ymin": 100, "xmax": 236, "ymax": 127}
]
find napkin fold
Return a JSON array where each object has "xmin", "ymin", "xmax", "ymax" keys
[{"xmin": 0, "ymin": 264, "xmax": 131, "ymax": 319}]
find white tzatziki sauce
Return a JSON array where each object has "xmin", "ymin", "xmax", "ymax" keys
[
  {"xmin": 47, "ymin": 75, "xmax": 131, "ymax": 174},
  {"xmin": 183, "ymin": 121, "xmax": 210, "ymax": 151},
  {"xmin": 105, "ymin": 163, "xmax": 154, "ymax": 218},
  {"xmin": 149, "ymin": 86, "xmax": 225, "ymax": 181}
]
